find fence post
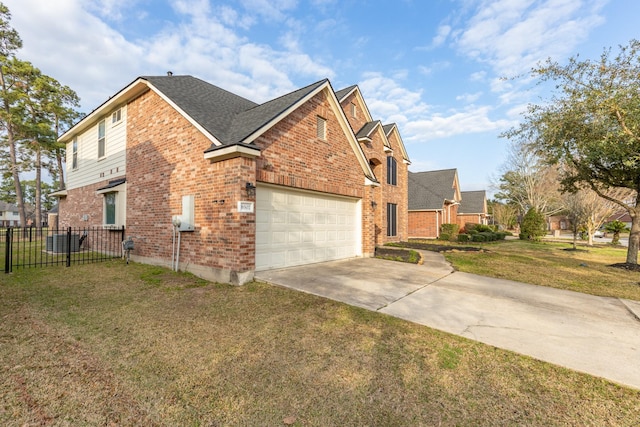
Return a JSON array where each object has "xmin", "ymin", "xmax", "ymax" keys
[
  {"xmin": 4, "ymin": 227, "xmax": 11, "ymax": 274},
  {"xmin": 121, "ymin": 226, "xmax": 125, "ymax": 257},
  {"xmin": 66, "ymin": 226, "xmax": 71, "ymax": 267}
]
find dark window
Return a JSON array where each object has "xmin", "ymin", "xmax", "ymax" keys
[
  {"xmin": 387, "ymin": 156, "xmax": 397, "ymax": 185},
  {"xmin": 105, "ymin": 192, "xmax": 116, "ymax": 225},
  {"xmin": 387, "ymin": 203, "xmax": 397, "ymax": 237}
]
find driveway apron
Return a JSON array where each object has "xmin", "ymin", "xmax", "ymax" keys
[{"xmin": 255, "ymin": 251, "xmax": 640, "ymax": 390}]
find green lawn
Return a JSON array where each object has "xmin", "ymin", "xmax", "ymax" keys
[
  {"xmin": 401, "ymin": 238, "xmax": 640, "ymax": 301},
  {"xmin": 1, "ymin": 261, "xmax": 639, "ymax": 425}
]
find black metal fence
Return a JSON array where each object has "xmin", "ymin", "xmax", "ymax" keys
[{"xmin": 2, "ymin": 226, "xmax": 126, "ymax": 273}]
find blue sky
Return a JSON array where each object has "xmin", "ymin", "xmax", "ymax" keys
[{"xmin": 4, "ymin": 0, "xmax": 638, "ymax": 194}]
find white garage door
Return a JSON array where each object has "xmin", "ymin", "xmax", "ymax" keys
[{"xmin": 255, "ymin": 185, "xmax": 361, "ymax": 271}]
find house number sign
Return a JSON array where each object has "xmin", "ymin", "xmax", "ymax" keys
[{"xmin": 238, "ymin": 201, "xmax": 254, "ymax": 213}]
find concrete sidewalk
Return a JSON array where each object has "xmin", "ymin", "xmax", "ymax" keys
[{"xmin": 256, "ymin": 251, "xmax": 640, "ymax": 390}]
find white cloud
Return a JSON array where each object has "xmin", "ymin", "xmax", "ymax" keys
[
  {"xmin": 431, "ymin": 24, "xmax": 452, "ymax": 48},
  {"xmin": 404, "ymin": 106, "xmax": 515, "ymax": 142},
  {"xmin": 454, "ymin": 0, "xmax": 607, "ymax": 78},
  {"xmin": 456, "ymin": 92, "xmax": 483, "ymax": 103},
  {"xmin": 3, "ymin": 0, "xmax": 334, "ymax": 109},
  {"xmin": 358, "ymin": 72, "xmax": 430, "ymax": 125}
]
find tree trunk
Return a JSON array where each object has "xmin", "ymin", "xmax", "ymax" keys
[
  {"xmin": 35, "ymin": 145, "xmax": 42, "ymax": 227},
  {"xmin": 627, "ymin": 203, "xmax": 639, "ymax": 264},
  {"xmin": 55, "ymin": 148, "xmax": 65, "ymax": 190}
]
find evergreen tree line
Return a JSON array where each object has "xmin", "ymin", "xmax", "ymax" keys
[{"xmin": 0, "ymin": 2, "xmax": 81, "ymax": 227}]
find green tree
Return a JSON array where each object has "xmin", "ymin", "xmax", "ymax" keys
[
  {"xmin": 520, "ymin": 208, "xmax": 546, "ymax": 241},
  {"xmin": 503, "ymin": 40, "xmax": 640, "ymax": 265},
  {"xmin": 604, "ymin": 220, "xmax": 629, "ymax": 245}
]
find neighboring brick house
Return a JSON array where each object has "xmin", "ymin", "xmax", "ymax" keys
[
  {"xmin": 408, "ymin": 169, "xmax": 461, "ymax": 238},
  {"xmin": 54, "ymin": 75, "xmax": 410, "ymax": 284},
  {"xmin": 457, "ymin": 190, "xmax": 489, "ymax": 229}
]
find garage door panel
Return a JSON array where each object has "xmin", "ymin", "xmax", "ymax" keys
[{"xmin": 255, "ymin": 186, "xmax": 361, "ymax": 271}]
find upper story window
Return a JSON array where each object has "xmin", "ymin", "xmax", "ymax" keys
[
  {"xmin": 387, "ymin": 156, "xmax": 397, "ymax": 185},
  {"xmin": 317, "ymin": 116, "xmax": 327, "ymax": 140},
  {"xmin": 98, "ymin": 120, "xmax": 106, "ymax": 159},
  {"xmin": 72, "ymin": 137, "xmax": 78, "ymax": 170},
  {"xmin": 111, "ymin": 108, "xmax": 122, "ymax": 124}
]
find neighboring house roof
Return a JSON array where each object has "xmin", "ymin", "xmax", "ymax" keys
[
  {"xmin": 608, "ymin": 211, "xmax": 633, "ymax": 223},
  {"xmin": 0, "ymin": 201, "xmax": 19, "ymax": 212},
  {"xmin": 408, "ymin": 169, "xmax": 460, "ymax": 210},
  {"xmin": 458, "ymin": 190, "xmax": 487, "ymax": 215}
]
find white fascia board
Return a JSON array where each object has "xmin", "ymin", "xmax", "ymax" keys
[
  {"xmin": 59, "ymin": 78, "xmax": 149, "ymax": 143},
  {"xmin": 49, "ymin": 189, "xmax": 68, "ymax": 198},
  {"xmin": 324, "ymin": 86, "xmax": 377, "ymax": 182},
  {"xmin": 204, "ymin": 144, "xmax": 261, "ymax": 161},
  {"xmin": 96, "ymin": 183, "xmax": 126, "ymax": 195},
  {"xmin": 352, "ymin": 88, "xmax": 374, "ymax": 123},
  {"xmin": 365, "ymin": 177, "xmax": 381, "ymax": 187},
  {"xmin": 241, "ymin": 82, "xmax": 329, "ymax": 145}
]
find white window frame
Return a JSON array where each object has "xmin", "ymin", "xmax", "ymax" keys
[
  {"xmin": 97, "ymin": 182, "xmax": 126, "ymax": 228},
  {"xmin": 72, "ymin": 137, "xmax": 78, "ymax": 170},
  {"xmin": 98, "ymin": 119, "xmax": 106, "ymax": 159},
  {"xmin": 111, "ymin": 108, "xmax": 122, "ymax": 124}
]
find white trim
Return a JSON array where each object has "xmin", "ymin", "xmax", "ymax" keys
[
  {"xmin": 203, "ymin": 144, "xmax": 261, "ymax": 161},
  {"xmin": 49, "ymin": 189, "xmax": 68, "ymax": 197},
  {"xmin": 96, "ymin": 182, "xmax": 126, "ymax": 195},
  {"xmin": 365, "ymin": 177, "xmax": 381, "ymax": 187}
]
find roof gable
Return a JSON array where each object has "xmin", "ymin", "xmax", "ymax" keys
[
  {"xmin": 408, "ymin": 169, "xmax": 460, "ymax": 210},
  {"xmin": 383, "ymin": 123, "xmax": 410, "ymax": 163},
  {"xmin": 459, "ymin": 190, "xmax": 487, "ymax": 214}
]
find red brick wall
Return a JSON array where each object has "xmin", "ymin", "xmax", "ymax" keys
[
  {"xmin": 254, "ymin": 89, "xmax": 376, "ymax": 255},
  {"xmin": 457, "ymin": 214, "xmax": 482, "ymax": 230},
  {"xmin": 125, "ymin": 89, "xmax": 256, "ymax": 283},
  {"xmin": 408, "ymin": 211, "xmax": 441, "ymax": 238},
  {"xmin": 339, "ymin": 91, "xmax": 409, "ymax": 245}
]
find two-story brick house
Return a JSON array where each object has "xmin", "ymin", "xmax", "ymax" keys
[{"xmin": 54, "ymin": 75, "xmax": 409, "ymax": 284}]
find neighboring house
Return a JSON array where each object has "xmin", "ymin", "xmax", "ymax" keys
[
  {"xmin": 408, "ymin": 169, "xmax": 461, "ymax": 238},
  {"xmin": 547, "ymin": 215, "xmax": 571, "ymax": 231},
  {"xmin": 607, "ymin": 211, "xmax": 633, "ymax": 229},
  {"xmin": 0, "ymin": 201, "xmax": 21, "ymax": 227},
  {"xmin": 54, "ymin": 75, "xmax": 410, "ymax": 284},
  {"xmin": 457, "ymin": 190, "xmax": 489, "ymax": 228}
]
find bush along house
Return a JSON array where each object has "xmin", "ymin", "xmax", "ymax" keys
[{"xmin": 54, "ymin": 75, "xmax": 410, "ymax": 284}]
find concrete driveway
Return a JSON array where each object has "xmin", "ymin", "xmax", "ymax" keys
[{"xmin": 256, "ymin": 251, "xmax": 640, "ymax": 390}]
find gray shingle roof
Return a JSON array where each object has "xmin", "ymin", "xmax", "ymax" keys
[
  {"xmin": 225, "ymin": 79, "xmax": 329, "ymax": 144},
  {"xmin": 408, "ymin": 169, "xmax": 458, "ymax": 210},
  {"xmin": 142, "ymin": 76, "xmax": 258, "ymax": 145},
  {"xmin": 0, "ymin": 201, "xmax": 19, "ymax": 212},
  {"xmin": 459, "ymin": 190, "xmax": 486, "ymax": 214},
  {"xmin": 144, "ymin": 76, "xmax": 331, "ymax": 151},
  {"xmin": 335, "ymin": 85, "xmax": 357, "ymax": 102},
  {"xmin": 355, "ymin": 120, "xmax": 381, "ymax": 140}
]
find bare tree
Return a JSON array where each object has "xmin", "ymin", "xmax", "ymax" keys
[{"xmin": 494, "ymin": 142, "xmax": 564, "ymax": 217}]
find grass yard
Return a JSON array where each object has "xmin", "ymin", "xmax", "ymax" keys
[
  {"xmin": 402, "ymin": 239, "xmax": 640, "ymax": 301},
  {"xmin": 1, "ymin": 261, "xmax": 639, "ymax": 426}
]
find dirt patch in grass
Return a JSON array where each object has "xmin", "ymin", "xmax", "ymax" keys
[
  {"xmin": 390, "ymin": 241, "xmax": 485, "ymax": 253},
  {"xmin": 610, "ymin": 262, "xmax": 640, "ymax": 272},
  {"xmin": 375, "ymin": 247, "xmax": 421, "ymax": 263}
]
